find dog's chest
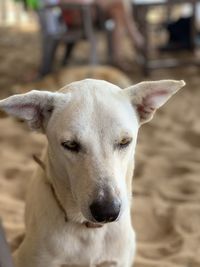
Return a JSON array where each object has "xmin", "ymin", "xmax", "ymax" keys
[{"xmin": 56, "ymin": 223, "xmax": 118, "ymax": 266}]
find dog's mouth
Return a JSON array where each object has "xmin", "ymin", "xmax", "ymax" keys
[
  {"xmin": 84, "ymin": 221, "xmax": 104, "ymax": 228},
  {"xmin": 82, "ymin": 212, "xmax": 121, "ymax": 228}
]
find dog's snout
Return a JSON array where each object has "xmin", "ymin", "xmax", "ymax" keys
[{"xmin": 90, "ymin": 198, "xmax": 121, "ymax": 223}]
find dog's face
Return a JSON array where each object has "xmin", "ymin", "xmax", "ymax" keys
[
  {"xmin": 46, "ymin": 80, "xmax": 139, "ymax": 223},
  {"xmin": 0, "ymin": 79, "xmax": 185, "ymax": 224}
]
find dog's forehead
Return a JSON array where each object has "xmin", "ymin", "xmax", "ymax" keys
[
  {"xmin": 59, "ymin": 79, "xmax": 122, "ymax": 94},
  {"xmin": 53, "ymin": 79, "xmax": 138, "ymax": 137},
  {"xmin": 59, "ymin": 79, "xmax": 122, "ymax": 107}
]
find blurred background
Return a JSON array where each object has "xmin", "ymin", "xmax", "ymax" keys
[{"xmin": 1, "ymin": 0, "xmax": 200, "ymax": 266}]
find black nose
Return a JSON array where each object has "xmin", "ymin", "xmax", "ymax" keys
[{"xmin": 90, "ymin": 198, "xmax": 121, "ymax": 223}]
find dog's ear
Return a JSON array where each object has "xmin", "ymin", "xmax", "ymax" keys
[
  {"xmin": 124, "ymin": 80, "xmax": 185, "ymax": 124},
  {"xmin": 0, "ymin": 90, "xmax": 64, "ymax": 131}
]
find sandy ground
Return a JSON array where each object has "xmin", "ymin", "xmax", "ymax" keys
[{"xmin": 1, "ymin": 25, "xmax": 200, "ymax": 267}]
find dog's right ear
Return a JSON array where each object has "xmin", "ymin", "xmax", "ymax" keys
[
  {"xmin": 0, "ymin": 90, "xmax": 65, "ymax": 132},
  {"xmin": 124, "ymin": 80, "xmax": 185, "ymax": 124}
]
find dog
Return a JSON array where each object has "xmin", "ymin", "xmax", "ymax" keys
[{"xmin": 0, "ymin": 79, "xmax": 185, "ymax": 267}]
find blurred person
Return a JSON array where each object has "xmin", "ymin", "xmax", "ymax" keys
[
  {"xmin": 60, "ymin": 0, "xmax": 144, "ymax": 71},
  {"xmin": 36, "ymin": 0, "xmax": 67, "ymax": 77},
  {"xmin": 16, "ymin": 0, "xmax": 144, "ymax": 76},
  {"xmin": 96, "ymin": 0, "xmax": 144, "ymax": 70},
  {"xmin": 41, "ymin": 0, "xmax": 145, "ymax": 74},
  {"xmin": 0, "ymin": 223, "xmax": 14, "ymax": 267},
  {"xmin": 16, "ymin": 0, "xmax": 67, "ymax": 79}
]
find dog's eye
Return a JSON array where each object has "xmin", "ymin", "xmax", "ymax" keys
[
  {"xmin": 61, "ymin": 141, "xmax": 81, "ymax": 152},
  {"xmin": 117, "ymin": 137, "xmax": 132, "ymax": 149}
]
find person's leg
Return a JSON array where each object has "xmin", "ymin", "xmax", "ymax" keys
[
  {"xmin": 37, "ymin": 9, "xmax": 60, "ymax": 77},
  {"xmin": 0, "ymin": 223, "xmax": 14, "ymax": 267},
  {"xmin": 104, "ymin": 1, "xmax": 144, "ymax": 70},
  {"xmin": 62, "ymin": 42, "xmax": 76, "ymax": 66},
  {"xmin": 122, "ymin": 1, "xmax": 144, "ymax": 48},
  {"xmin": 109, "ymin": 1, "xmax": 144, "ymax": 48},
  {"xmin": 39, "ymin": 35, "xmax": 59, "ymax": 76}
]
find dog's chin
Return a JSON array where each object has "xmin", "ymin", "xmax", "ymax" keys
[{"xmin": 80, "ymin": 210, "xmax": 103, "ymax": 226}]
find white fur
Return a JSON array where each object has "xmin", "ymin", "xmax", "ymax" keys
[{"xmin": 0, "ymin": 79, "xmax": 185, "ymax": 267}]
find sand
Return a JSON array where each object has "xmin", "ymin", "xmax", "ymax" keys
[{"xmin": 1, "ymin": 26, "xmax": 200, "ymax": 267}]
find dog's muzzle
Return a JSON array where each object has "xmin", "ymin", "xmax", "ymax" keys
[{"xmin": 89, "ymin": 191, "xmax": 121, "ymax": 223}]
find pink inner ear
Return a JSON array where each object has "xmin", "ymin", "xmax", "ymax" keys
[
  {"xmin": 144, "ymin": 90, "xmax": 169, "ymax": 108},
  {"xmin": 136, "ymin": 89, "xmax": 169, "ymax": 121},
  {"xmin": 9, "ymin": 103, "xmax": 40, "ymax": 120},
  {"xmin": 137, "ymin": 104, "xmax": 155, "ymax": 121}
]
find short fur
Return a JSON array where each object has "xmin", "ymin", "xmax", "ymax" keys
[{"xmin": 0, "ymin": 79, "xmax": 185, "ymax": 267}]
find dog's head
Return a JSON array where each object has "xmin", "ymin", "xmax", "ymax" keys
[{"xmin": 0, "ymin": 79, "xmax": 185, "ymax": 224}]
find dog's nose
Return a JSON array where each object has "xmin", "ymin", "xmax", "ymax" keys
[{"xmin": 90, "ymin": 198, "xmax": 121, "ymax": 223}]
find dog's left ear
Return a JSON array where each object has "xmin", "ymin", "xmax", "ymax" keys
[
  {"xmin": 124, "ymin": 80, "xmax": 185, "ymax": 124},
  {"xmin": 0, "ymin": 90, "xmax": 65, "ymax": 131}
]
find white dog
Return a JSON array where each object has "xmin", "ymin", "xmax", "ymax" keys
[{"xmin": 0, "ymin": 79, "xmax": 185, "ymax": 267}]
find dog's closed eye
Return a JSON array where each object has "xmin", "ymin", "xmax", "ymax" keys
[
  {"xmin": 61, "ymin": 140, "xmax": 81, "ymax": 153},
  {"xmin": 116, "ymin": 137, "xmax": 132, "ymax": 150}
]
